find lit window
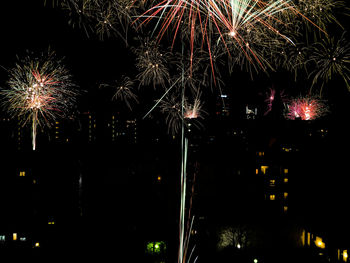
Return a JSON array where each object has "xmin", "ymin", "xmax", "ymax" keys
[
  {"xmin": 34, "ymin": 242, "xmax": 40, "ymax": 248},
  {"xmin": 257, "ymin": 151, "xmax": 264, "ymax": 156},
  {"xmin": 284, "ymin": 178, "xmax": 288, "ymax": 183},
  {"xmin": 283, "ymin": 206, "xmax": 288, "ymax": 213},
  {"xmin": 269, "ymin": 194, "xmax": 275, "ymax": 201},
  {"xmin": 284, "ymin": 192, "xmax": 288, "ymax": 199},
  {"xmin": 269, "ymin": 180, "xmax": 275, "ymax": 186},
  {"xmin": 0, "ymin": 235, "xmax": 5, "ymax": 241},
  {"xmin": 13, "ymin": 233, "xmax": 17, "ymax": 241},
  {"xmin": 301, "ymin": 230, "xmax": 305, "ymax": 246},
  {"xmin": 255, "ymin": 169, "xmax": 259, "ymax": 175},
  {"xmin": 146, "ymin": 241, "xmax": 166, "ymax": 254},
  {"xmin": 284, "ymin": 168, "xmax": 289, "ymax": 174},
  {"xmin": 344, "ymin": 250, "xmax": 348, "ymax": 262},
  {"xmin": 55, "ymin": 121, "xmax": 59, "ymax": 124},
  {"xmin": 157, "ymin": 176, "xmax": 162, "ymax": 182},
  {"xmin": 19, "ymin": 171, "xmax": 25, "ymax": 177},
  {"xmin": 307, "ymin": 232, "xmax": 311, "ymax": 246},
  {"xmin": 20, "ymin": 237, "xmax": 26, "ymax": 241},
  {"xmin": 315, "ymin": 236, "xmax": 325, "ymax": 249},
  {"xmin": 261, "ymin": 166, "xmax": 268, "ymax": 175}
]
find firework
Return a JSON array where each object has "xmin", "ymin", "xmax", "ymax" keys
[
  {"xmin": 264, "ymin": 88, "xmax": 287, "ymax": 116},
  {"xmin": 158, "ymin": 93, "xmax": 183, "ymax": 135},
  {"xmin": 53, "ymin": 0, "xmax": 141, "ymax": 43},
  {"xmin": 133, "ymin": 38, "xmax": 171, "ymax": 88},
  {"xmin": 136, "ymin": 0, "xmax": 324, "ymax": 74},
  {"xmin": 1, "ymin": 50, "xmax": 78, "ymax": 150},
  {"xmin": 158, "ymin": 90, "xmax": 205, "ymax": 135},
  {"xmin": 295, "ymin": 0, "xmax": 347, "ymax": 31},
  {"xmin": 284, "ymin": 95, "xmax": 329, "ymax": 120},
  {"xmin": 100, "ymin": 75, "xmax": 139, "ymax": 110},
  {"xmin": 307, "ymin": 32, "xmax": 350, "ymax": 94}
]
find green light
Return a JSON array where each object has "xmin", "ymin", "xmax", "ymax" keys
[{"xmin": 146, "ymin": 241, "xmax": 166, "ymax": 254}]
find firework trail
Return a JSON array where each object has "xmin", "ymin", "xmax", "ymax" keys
[
  {"xmin": 284, "ymin": 95, "xmax": 329, "ymax": 120},
  {"xmin": 1, "ymin": 50, "xmax": 78, "ymax": 150}
]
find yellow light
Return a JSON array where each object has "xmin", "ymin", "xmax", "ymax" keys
[
  {"xmin": 35, "ymin": 242, "xmax": 40, "ymax": 248},
  {"xmin": 344, "ymin": 250, "xmax": 348, "ymax": 262},
  {"xmin": 261, "ymin": 166, "xmax": 268, "ymax": 175},
  {"xmin": 284, "ymin": 178, "xmax": 288, "ymax": 183},
  {"xmin": 315, "ymin": 237, "xmax": 325, "ymax": 249},
  {"xmin": 301, "ymin": 230, "xmax": 305, "ymax": 246},
  {"xmin": 157, "ymin": 176, "xmax": 162, "ymax": 182},
  {"xmin": 255, "ymin": 168, "xmax": 259, "ymax": 175},
  {"xmin": 283, "ymin": 206, "xmax": 288, "ymax": 213},
  {"xmin": 269, "ymin": 194, "xmax": 275, "ymax": 200},
  {"xmin": 13, "ymin": 233, "xmax": 17, "ymax": 241},
  {"xmin": 284, "ymin": 168, "xmax": 289, "ymax": 174},
  {"xmin": 284, "ymin": 192, "xmax": 288, "ymax": 199},
  {"xmin": 269, "ymin": 179, "xmax": 275, "ymax": 186},
  {"xmin": 19, "ymin": 171, "xmax": 25, "ymax": 177}
]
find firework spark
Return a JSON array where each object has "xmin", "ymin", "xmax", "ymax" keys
[
  {"xmin": 133, "ymin": 38, "xmax": 171, "ymax": 88},
  {"xmin": 100, "ymin": 75, "xmax": 139, "ymax": 110},
  {"xmin": 307, "ymin": 32, "xmax": 350, "ymax": 94},
  {"xmin": 136, "ymin": 0, "xmax": 324, "ymax": 75},
  {"xmin": 1, "ymin": 50, "xmax": 78, "ymax": 150},
  {"xmin": 284, "ymin": 95, "xmax": 329, "ymax": 120}
]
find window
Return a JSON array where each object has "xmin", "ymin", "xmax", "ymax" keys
[
  {"xmin": 284, "ymin": 168, "xmax": 289, "ymax": 174},
  {"xmin": 343, "ymin": 250, "xmax": 348, "ymax": 262},
  {"xmin": 19, "ymin": 171, "xmax": 25, "ymax": 177},
  {"xmin": 315, "ymin": 237, "xmax": 325, "ymax": 249},
  {"xmin": 284, "ymin": 192, "xmax": 288, "ymax": 199},
  {"xmin": 269, "ymin": 180, "xmax": 275, "ymax": 186},
  {"xmin": 255, "ymin": 169, "xmax": 259, "ymax": 175},
  {"xmin": 0, "ymin": 235, "xmax": 5, "ymax": 242},
  {"xmin": 13, "ymin": 233, "xmax": 17, "ymax": 241},
  {"xmin": 283, "ymin": 206, "xmax": 288, "ymax": 213},
  {"xmin": 261, "ymin": 166, "xmax": 268, "ymax": 175},
  {"xmin": 301, "ymin": 230, "xmax": 305, "ymax": 246},
  {"xmin": 284, "ymin": 178, "xmax": 288, "ymax": 183},
  {"xmin": 269, "ymin": 194, "xmax": 275, "ymax": 201}
]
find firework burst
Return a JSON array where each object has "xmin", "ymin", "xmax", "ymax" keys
[
  {"xmin": 307, "ymin": 32, "xmax": 350, "ymax": 94},
  {"xmin": 136, "ymin": 0, "xmax": 325, "ymax": 75},
  {"xmin": 284, "ymin": 95, "xmax": 329, "ymax": 120},
  {"xmin": 1, "ymin": 50, "xmax": 78, "ymax": 150},
  {"xmin": 133, "ymin": 38, "xmax": 171, "ymax": 88},
  {"xmin": 100, "ymin": 75, "xmax": 139, "ymax": 110}
]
